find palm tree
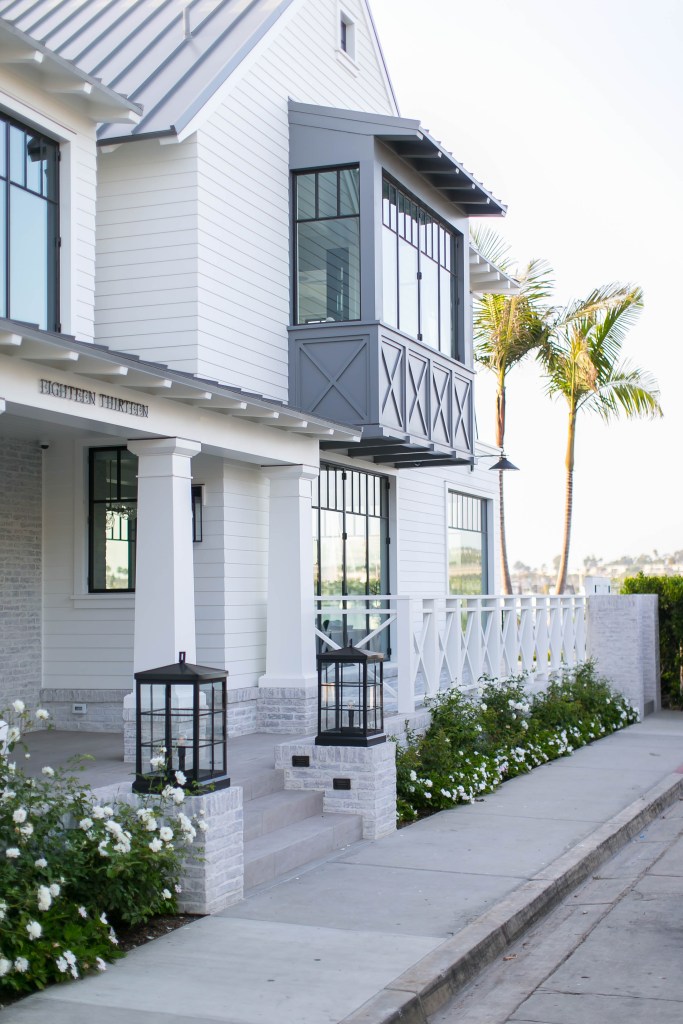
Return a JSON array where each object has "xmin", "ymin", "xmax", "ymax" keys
[
  {"xmin": 473, "ymin": 229, "xmax": 554, "ymax": 593},
  {"xmin": 541, "ymin": 284, "xmax": 662, "ymax": 593}
]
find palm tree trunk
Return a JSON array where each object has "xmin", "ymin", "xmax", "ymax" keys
[
  {"xmin": 496, "ymin": 380, "xmax": 512, "ymax": 594},
  {"xmin": 555, "ymin": 410, "xmax": 576, "ymax": 594}
]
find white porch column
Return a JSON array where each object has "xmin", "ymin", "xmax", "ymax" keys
[
  {"xmin": 128, "ymin": 437, "xmax": 201, "ymax": 671},
  {"xmin": 258, "ymin": 464, "xmax": 318, "ymax": 734}
]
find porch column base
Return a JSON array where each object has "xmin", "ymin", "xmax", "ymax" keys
[
  {"xmin": 274, "ymin": 739, "xmax": 397, "ymax": 839},
  {"xmin": 257, "ymin": 678, "xmax": 317, "ymax": 734}
]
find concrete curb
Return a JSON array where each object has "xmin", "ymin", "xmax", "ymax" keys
[{"xmin": 340, "ymin": 771, "xmax": 683, "ymax": 1024}]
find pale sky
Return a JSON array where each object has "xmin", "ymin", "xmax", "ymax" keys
[{"xmin": 370, "ymin": 0, "xmax": 683, "ymax": 570}]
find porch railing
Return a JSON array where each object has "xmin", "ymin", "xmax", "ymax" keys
[{"xmin": 314, "ymin": 594, "xmax": 586, "ymax": 714}]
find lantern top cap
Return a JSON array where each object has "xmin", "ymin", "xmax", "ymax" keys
[
  {"xmin": 134, "ymin": 658, "xmax": 228, "ymax": 682},
  {"xmin": 318, "ymin": 642, "xmax": 384, "ymax": 663}
]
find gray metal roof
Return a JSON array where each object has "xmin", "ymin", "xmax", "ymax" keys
[
  {"xmin": 289, "ymin": 102, "xmax": 506, "ymax": 217},
  {"xmin": 0, "ymin": 0, "xmax": 298, "ymax": 140}
]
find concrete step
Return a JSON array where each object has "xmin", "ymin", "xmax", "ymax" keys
[
  {"xmin": 244, "ymin": 812, "xmax": 363, "ymax": 891},
  {"xmin": 244, "ymin": 788, "xmax": 324, "ymax": 842},
  {"xmin": 232, "ymin": 766, "xmax": 285, "ymax": 803}
]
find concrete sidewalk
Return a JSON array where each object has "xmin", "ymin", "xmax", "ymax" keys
[{"xmin": 4, "ymin": 712, "xmax": 683, "ymax": 1024}]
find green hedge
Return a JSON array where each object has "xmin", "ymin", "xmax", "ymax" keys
[{"xmin": 621, "ymin": 574, "xmax": 683, "ymax": 706}]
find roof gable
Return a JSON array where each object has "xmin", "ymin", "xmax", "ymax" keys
[{"xmin": 0, "ymin": 0, "xmax": 398, "ymax": 141}]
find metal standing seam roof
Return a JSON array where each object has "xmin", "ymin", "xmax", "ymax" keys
[{"xmin": 0, "ymin": 0, "xmax": 299, "ymax": 141}]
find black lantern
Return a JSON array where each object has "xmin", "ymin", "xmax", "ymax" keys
[
  {"xmin": 133, "ymin": 652, "xmax": 230, "ymax": 793},
  {"xmin": 316, "ymin": 642, "xmax": 385, "ymax": 746}
]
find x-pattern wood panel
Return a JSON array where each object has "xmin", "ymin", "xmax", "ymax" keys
[
  {"xmin": 431, "ymin": 364, "xmax": 451, "ymax": 445},
  {"xmin": 380, "ymin": 340, "xmax": 405, "ymax": 430},
  {"xmin": 453, "ymin": 376, "xmax": 472, "ymax": 451},
  {"xmin": 302, "ymin": 340, "xmax": 368, "ymax": 420},
  {"xmin": 407, "ymin": 354, "xmax": 428, "ymax": 437}
]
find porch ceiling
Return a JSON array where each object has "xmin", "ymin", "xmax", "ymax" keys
[{"xmin": 0, "ymin": 319, "xmax": 360, "ymax": 444}]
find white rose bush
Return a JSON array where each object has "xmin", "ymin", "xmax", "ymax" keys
[
  {"xmin": 0, "ymin": 703, "xmax": 205, "ymax": 996},
  {"xmin": 396, "ymin": 662, "xmax": 639, "ymax": 822}
]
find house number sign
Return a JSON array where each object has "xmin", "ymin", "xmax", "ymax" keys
[{"xmin": 39, "ymin": 379, "xmax": 149, "ymax": 418}]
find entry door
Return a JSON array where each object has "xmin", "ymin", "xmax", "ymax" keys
[{"xmin": 313, "ymin": 465, "xmax": 390, "ymax": 655}]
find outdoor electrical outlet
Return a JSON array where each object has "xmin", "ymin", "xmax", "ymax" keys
[{"xmin": 72, "ymin": 703, "xmax": 87, "ymax": 715}]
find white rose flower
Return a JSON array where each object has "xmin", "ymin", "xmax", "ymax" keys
[
  {"xmin": 42, "ymin": 766, "xmax": 55, "ymax": 777},
  {"xmin": 37, "ymin": 886, "xmax": 52, "ymax": 911},
  {"xmin": 12, "ymin": 700, "xmax": 25, "ymax": 714},
  {"xmin": 99, "ymin": 912, "xmax": 108, "ymax": 924},
  {"xmin": 175, "ymin": 770, "xmax": 187, "ymax": 786},
  {"xmin": 80, "ymin": 817, "xmax": 94, "ymax": 831},
  {"xmin": 35, "ymin": 709, "xmax": 50, "ymax": 721},
  {"xmin": 0, "ymin": 958, "xmax": 11, "ymax": 977},
  {"xmin": 56, "ymin": 956, "xmax": 69, "ymax": 973},
  {"xmin": 49, "ymin": 883, "xmax": 60, "ymax": 898},
  {"xmin": 20, "ymin": 823, "xmax": 34, "ymax": 837},
  {"xmin": 78, "ymin": 906, "xmax": 88, "ymax": 918},
  {"xmin": 91, "ymin": 806, "xmax": 106, "ymax": 820},
  {"xmin": 159, "ymin": 826, "xmax": 173, "ymax": 842},
  {"xmin": 162, "ymin": 888, "xmax": 172, "ymax": 900},
  {"xmin": 96, "ymin": 957, "xmax": 107, "ymax": 972},
  {"xmin": 148, "ymin": 837, "xmax": 163, "ymax": 853},
  {"xmin": 14, "ymin": 957, "xmax": 29, "ymax": 973},
  {"xmin": 26, "ymin": 920, "xmax": 42, "ymax": 940},
  {"xmin": 12, "ymin": 807, "xmax": 27, "ymax": 824},
  {"xmin": 34, "ymin": 857, "xmax": 48, "ymax": 869},
  {"xmin": 5, "ymin": 847, "xmax": 20, "ymax": 859},
  {"xmin": 64, "ymin": 951, "xmax": 76, "ymax": 966}
]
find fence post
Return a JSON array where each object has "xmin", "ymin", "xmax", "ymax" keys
[
  {"xmin": 422, "ymin": 598, "xmax": 439, "ymax": 698},
  {"xmin": 394, "ymin": 596, "xmax": 415, "ymax": 714}
]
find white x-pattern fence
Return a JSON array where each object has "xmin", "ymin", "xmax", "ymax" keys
[{"xmin": 314, "ymin": 594, "xmax": 587, "ymax": 714}]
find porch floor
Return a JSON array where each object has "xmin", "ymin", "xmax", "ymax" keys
[{"xmin": 21, "ymin": 728, "xmax": 300, "ymax": 791}]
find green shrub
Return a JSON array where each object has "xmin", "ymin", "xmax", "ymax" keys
[
  {"xmin": 395, "ymin": 662, "xmax": 638, "ymax": 823},
  {"xmin": 621, "ymin": 574, "xmax": 683, "ymax": 706},
  {"xmin": 0, "ymin": 701, "xmax": 205, "ymax": 995}
]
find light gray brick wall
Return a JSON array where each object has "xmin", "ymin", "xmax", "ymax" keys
[
  {"xmin": 40, "ymin": 688, "xmax": 129, "ymax": 732},
  {"xmin": 586, "ymin": 594, "xmax": 661, "ymax": 717},
  {"xmin": 0, "ymin": 441, "xmax": 42, "ymax": 712},
  {"xmin": 257, "ymin": 687, "xmax": 318, "ymax": 734},
  {"xmin": 275, "ymin": 739, "xmax": 397, "ymax": 840},
  {"xmin": 92, "ymin": 781, "xmax": 244, "ymax": 914}
]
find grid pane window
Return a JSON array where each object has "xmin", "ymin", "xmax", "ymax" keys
[
  {"xmin": 294, "ymin": 166, "xmax": 360, "ymax": 324},
  {"xmin": 447, "ymin": 492, "xmax": 488, "ymax": 595},
  {"xmin": 89, "ymin": 448, "xmax": 138, "ymax": 592},
  {"xmin": 382, "ymin": 176, "xmax": 458, "ymax": 357},
  {"xmin": 0, "ymin": 114, "xmax": 59, "ymax": 330}
]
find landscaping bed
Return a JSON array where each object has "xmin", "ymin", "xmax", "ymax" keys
[{"xmin": 396, "ymin": 662, "xmax": 639, "ymax": 824}]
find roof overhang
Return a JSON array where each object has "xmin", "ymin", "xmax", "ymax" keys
[
  {"xmin": 289, "ymin": 103, "xmax": 506, "ymax": 218},
  {"xmin": 320, "ymin": 433, "xmax": 474, "ymax": 470},
  {"xmin": 0, "ymin": 20, "xmax": 141, "ymax": 124},
  {"xmin": 0, "ymin": 319, "xmax": 360, "ymax": 444},
  {"xmin": 469, "ymin": 246, "xmax": 520, "ymax": 295}
]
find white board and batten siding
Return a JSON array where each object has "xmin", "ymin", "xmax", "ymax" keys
[
  {"xmin": 0, "ymin": 67, "xmax": 98, "ymax": 342},
  {"xmin": 95, "ymin": 0, "xmax": 395, "ymax": 398}
]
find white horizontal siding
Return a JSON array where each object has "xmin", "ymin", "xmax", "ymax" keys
[
  {"xmin": 195, "ymin": 0, "xmax": 396, "ymax": 398},
  {"xmin": 396, "ymin": 464, "xmax": 499, "ymax": 597},
  {"xmin": 94, "ymin": 137, "xmax": 201, "ymax": 365}
]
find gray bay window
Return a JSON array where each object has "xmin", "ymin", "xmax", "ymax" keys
[
  {"xmin": 294, "ymin": 166, "xmax": 360, "ymax": 324},
  {"xmin": 0, "ymin": 114, "xmax": 59, "ymax": 331},
  {"xmin": 382, "ymin": 177, "xmax": 458, "ymax": 357}
]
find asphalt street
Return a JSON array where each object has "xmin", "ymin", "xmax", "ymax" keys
[{"xmin": 430, "ymin": 794, "xmax": 683, "ymax": 1024}]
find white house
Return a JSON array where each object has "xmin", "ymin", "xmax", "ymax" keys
[{"xmin": 0, "ymin": 0, "xmax": 519, "ymax": 737}]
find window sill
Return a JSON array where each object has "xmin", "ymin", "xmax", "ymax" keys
[
  {"xmin": 71, "ymin": 594, "xmax": 135, "ymax": 611},
  {"xmin": 335, "ymin": 48, "xmax": 358, "ymax": 75}
]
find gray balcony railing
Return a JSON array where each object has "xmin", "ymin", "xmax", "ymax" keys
[{"xmin": 289, "ymin": 321, "xmax": 475, "ymax": 461}]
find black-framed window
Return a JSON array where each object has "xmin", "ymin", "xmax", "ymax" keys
[
  {"xmin": 0, "ymin": 113, "xmax": 59, "ymax": 331},
  {"xmin": 382, "ymin": 176, "xmax": 460, "ymax": 358},
  {"xmin": 89, "ymin": 448, "xmax": 138, "ymax": 593},
  {"xmin": 313, "ymin": 464, "xmax": 390, "ymax": 654},
  {"xmin": 294, "ymin": 166, "xmax": 360, "ymax": 324},
  {"xmin": 448, "ymin": 492, "xmax": 488, "ymax": 595}
]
